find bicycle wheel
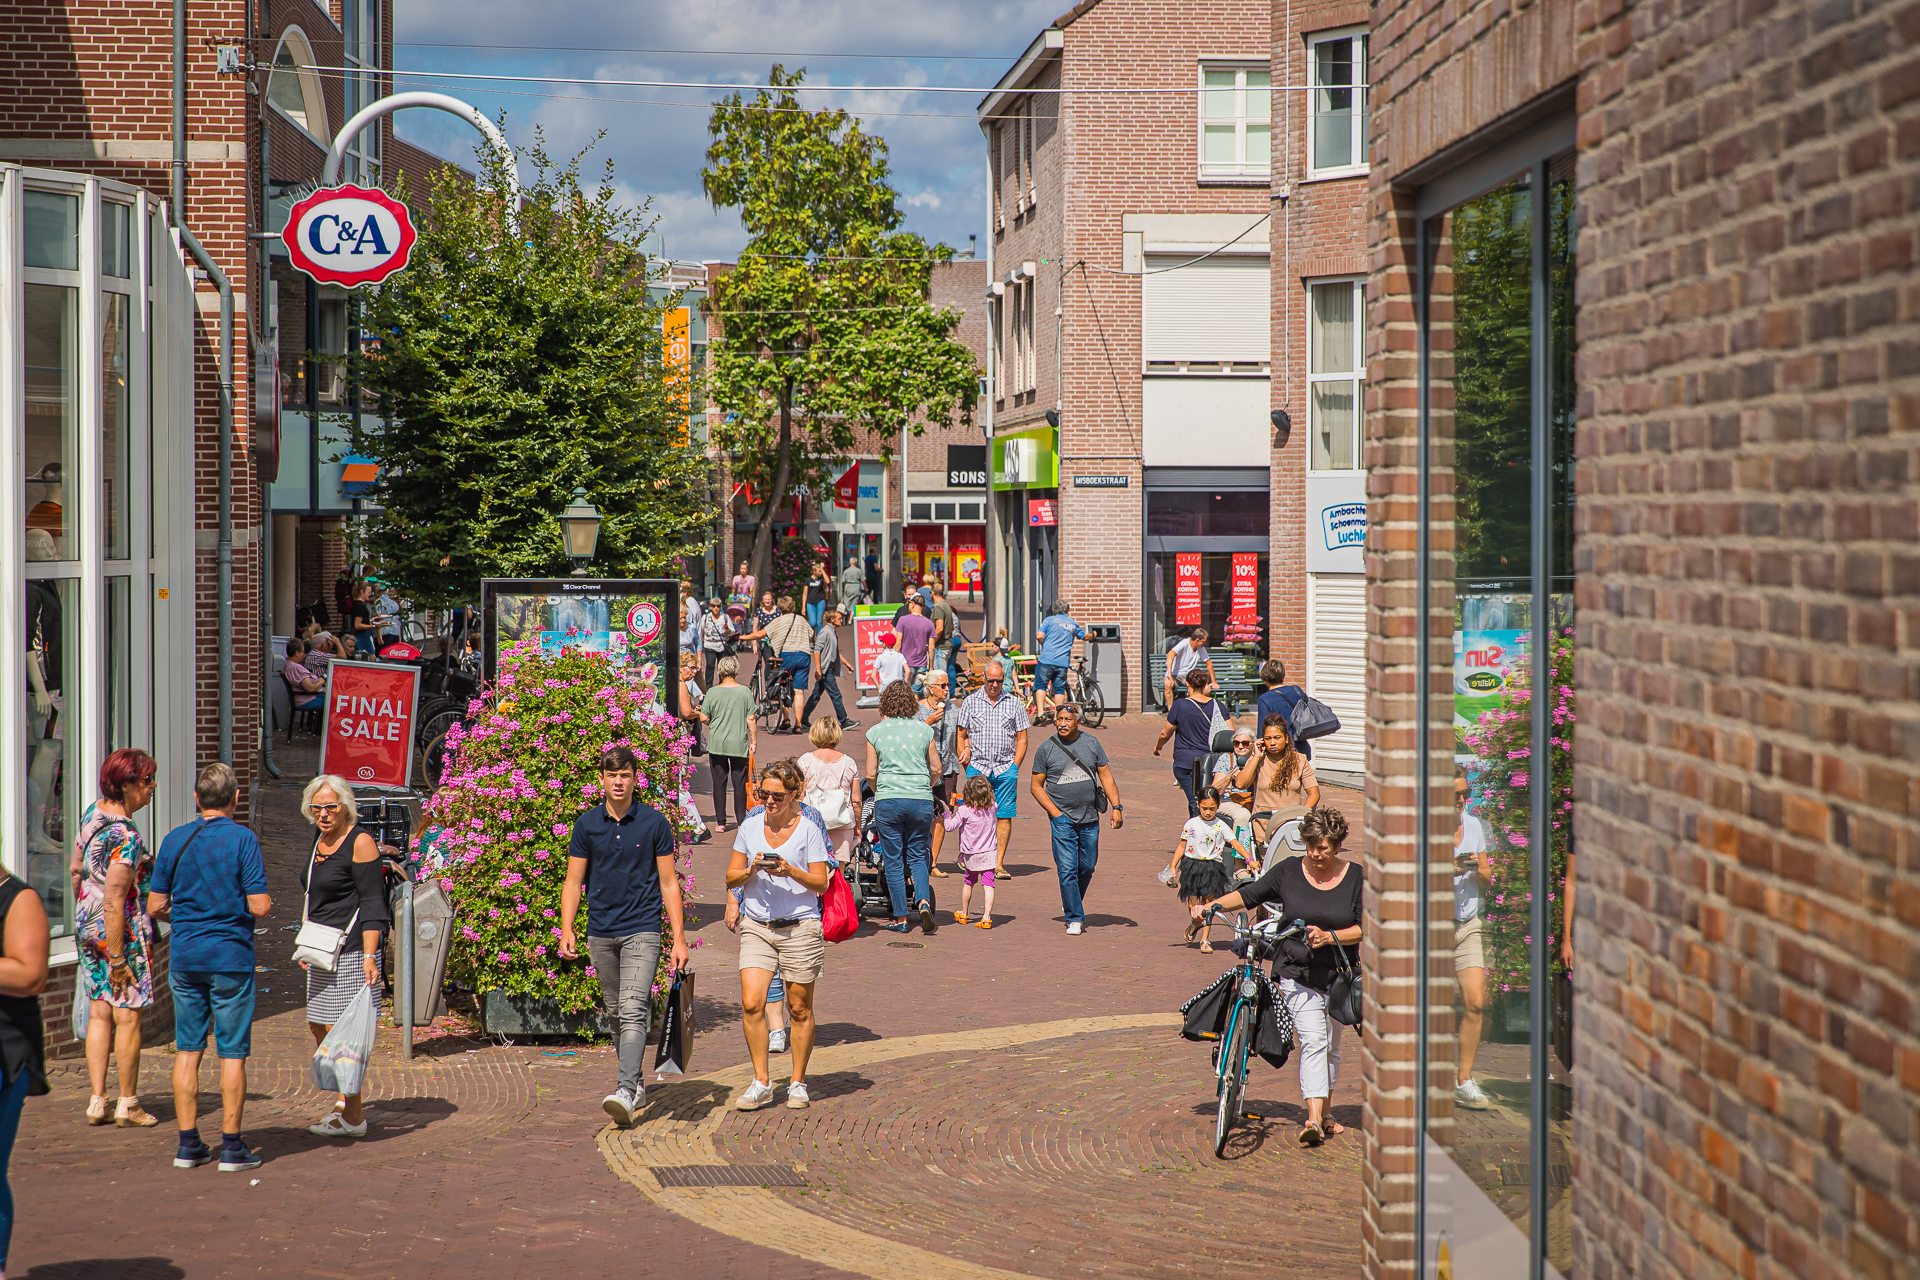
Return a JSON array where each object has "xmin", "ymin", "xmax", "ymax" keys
[
  {"xmin": 1074, "ymin": 669, "xmax": 1106, "ymax": 728},
  {"xmin": 1214, "ymin": 1001, "xmax": 1251, "ymax": 1157}
]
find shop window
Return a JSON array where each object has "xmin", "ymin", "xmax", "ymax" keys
[
  {"xmin": 1199, "ymin": 63, "xmax": 1271, "ymax": 180},
  {"xmin": 1308, "ymin": 30, "xmax": 1368, "ymax": 177},
  {"xmin": 934, "ymin": 502, "xmax": 957, "ymax": 521},
  {"xmin": 1418, "ymin": 150, "xmax": 1576, "ymax": 1277},
  {"xmin": 24, "ymin": 191, "xmax": 77, "ymax": 271},
  {"xmin": 909, "ymin": 502, "xmax": 933, "ymax": 521},
  {"xmin": 25, "ymin": 285, "xmax": 78, "ymax": 561},
  {"xmin": 1146, "ymin": 489, "xmax": 1267, "ymax": 538},
  {"xmin": 1308, "ymin": 278, "xmax": 1363, "ymax": 471}
]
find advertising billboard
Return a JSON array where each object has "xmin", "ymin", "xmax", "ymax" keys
[{"xmin": 480, "ymin": 578, "xmax": 679, "ymax": 689}]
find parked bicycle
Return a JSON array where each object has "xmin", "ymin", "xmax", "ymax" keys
[
  {"xmin": 1204, "ymin": 910, "xmax": 1306, "ymax": 1156},
  {"xmin": 1065, "ymin": 652, "xmax": 1106, "ymax": 729}
]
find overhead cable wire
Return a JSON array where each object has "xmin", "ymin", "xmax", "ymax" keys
[
  {"xmin": 372, "ymin": 76, "xmax": 977, "ymax": 118},
  {"xmin": 300, "ymin": 63, "xmax": 1365, "ymax": 94},
  {"xmin": 378, "ymin": 41, "xmax": 1017, "ymax": 60}
]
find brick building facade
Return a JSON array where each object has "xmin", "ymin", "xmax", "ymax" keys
[{"xmin": 1356, "ymin": 0, "xmax": 1920, "ymax": 1276}]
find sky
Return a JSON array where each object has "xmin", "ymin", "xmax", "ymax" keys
[{"xmin": 388, "ymin": 0, "xmax": 1064, "ymax": 263}]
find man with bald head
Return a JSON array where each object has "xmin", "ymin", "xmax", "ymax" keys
[{"xmin": 954, "ymin": 659, "xmax": 1031, "ymax": 877}]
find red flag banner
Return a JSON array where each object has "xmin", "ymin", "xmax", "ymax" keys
[
  {"xmin": 834, "ymin": 463, "xmax": 860, "ymax": 510},
  {"xmin": 319, "ymin": 659, "xmax": 421, "ymax": 790},
  {"xmin": 1174, "ymin": 553, "xmax": 1202, "ymax": 627}
]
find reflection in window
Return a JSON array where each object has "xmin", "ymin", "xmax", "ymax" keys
[
  {"xmin": 24, "ymin": 577, "xmax": 78, "ymax": 937},
  {"xmin": 104, "ymin": 293, "xmax": 131, "ymax": 560},
  {"xmin": 25, "ymin": 285, "xmax": 78, "ymax": 561},
  {"xmin": 102, "ymin": 202, "xmax": 132, "ymax": 278},
  {"xmin": 24, "ymin": 191, "xmax": 78, "ymax": 271},
  {"xmin": 108, "ymin": 577, "xmax": 133, "ymax": 752},
  {"xmin": 1146, "ymin": 490, "xmax": 1268, "ymax": 537},
  {"xmin": 1309, "ymin": 32, "xmax": 1368, "ymax": 175},
  {"xmin": 1421, "ymin": 158, "xmax": 1576, "ymax": 1276}
]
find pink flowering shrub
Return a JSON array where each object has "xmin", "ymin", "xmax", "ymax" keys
[
  {"xmin": 1460, "ymin": 627, "xmax": 1574, "ymax": 992},
  {"xmin": 426, "ymin": 639, "xmax": 699, "ymax": 1013}
]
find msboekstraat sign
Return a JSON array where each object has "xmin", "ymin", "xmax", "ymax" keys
[{"xmin": 282, "ymin": 184, "xmax": 418, "ymax": 288}]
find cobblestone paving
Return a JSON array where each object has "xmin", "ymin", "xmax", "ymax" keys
[{"xmin": 10, "ymin": 656, "xmax": 1366, "ymax": 1278}]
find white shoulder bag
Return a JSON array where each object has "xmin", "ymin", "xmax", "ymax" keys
[{"xmin": 293, "ymin": 842, "xmax": 360, "ymax": 972}]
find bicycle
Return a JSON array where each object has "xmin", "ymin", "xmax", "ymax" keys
[
  {"xmin": 1066, "ymin": 653, "xmax": 1106, "ymax": 729},
  {"xmin": 1205, "ymin": 909, "xmax": 1306, "ymax": 1157},
  {"xmin": 756, "ymin": 664, "xmax": 796, "ymax": 734}
]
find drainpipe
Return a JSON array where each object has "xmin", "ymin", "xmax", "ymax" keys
[{"xmin": 175, "ymin": 0, "xmax": 236, "ymax": 765}]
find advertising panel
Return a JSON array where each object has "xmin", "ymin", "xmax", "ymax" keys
[
  {"xmin": 480, "ymin": 578, "xmax": 678, "ymax": 689},
  {"xmin": 1454, "ymin": 628, "xmax": 1529, "ymax": 745},
  {"xmin": 663, "ymin": 306, "xmax": 691, "ymax": 445},
  {"xmin": 1304, "ymin": 472, "xmax": 1368, "ymax": 574},
  {"xmin": 1228, "ymin": 551, "xmax": 1261, "ymax": 623},
  {"xmin": 319, "ymin": 660, "xmax": 422, "ymax": 790},
  {"xmin": 1028, "ymin": 498, "xmax": 1057, "ymax": 527},
  {"xmin": 852, "ymin": 603, "xmax": 896, "ymax": 690},
  {"xmin": 1174, "ymin": 552, "xmax": 1202, "ymax": 626}
]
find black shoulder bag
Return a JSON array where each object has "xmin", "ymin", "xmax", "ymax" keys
[{"xmin": 1326, "ymin": 942, "xmax": 1363, "ymax": 1027}]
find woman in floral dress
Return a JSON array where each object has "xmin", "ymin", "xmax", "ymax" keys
[{"xmin": 72, "ymin": 748, "xmax": 160, "ymax": 1127}]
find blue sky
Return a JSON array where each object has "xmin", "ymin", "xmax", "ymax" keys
[{"xmin": 389, "ymin": 0, "xmax": 1063, "ymax": 262}]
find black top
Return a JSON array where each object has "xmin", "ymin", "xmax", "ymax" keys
[
  {"xmin": 805, "ymin": 576, "xmax": 826, "ymax": 604},
  {"xmin": 305, "ymin": 824, "xmax": 393, "ymax": 933},
  {"xmin": 1239, "ymin": 856, "xmax": 1363, "ymax": 993},
  {"xmin": 0, "ymin": 877, "xmax": 47, "ymax": 1096},
  {"xmin": 567, "ymin": 802, "xmax": 674, "ymax": 938},
  {"xmin": 350, "ymin": 599, "xmax": 375, "ymax": 635},
  {"xmin": 1166, "ymin": 696, "xmax": 1216, "ymax": 770}
]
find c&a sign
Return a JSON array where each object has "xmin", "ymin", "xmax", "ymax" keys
[
  {"xmin": 318, "ymin": 660, "xmax": 422, "ymax": 790},
  {"xmin": 282, "ymin": 184, "xmax": 418, "ymax": 289}
]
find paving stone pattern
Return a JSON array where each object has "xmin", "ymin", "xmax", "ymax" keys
[{"xmin": 11, "ymin": 665, "xmax": 1365, "ymax": 1277}]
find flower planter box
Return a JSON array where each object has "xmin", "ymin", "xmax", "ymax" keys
[{"xmin": 481, "ymin": 989, "xmax": 611, "ymax": 1037}]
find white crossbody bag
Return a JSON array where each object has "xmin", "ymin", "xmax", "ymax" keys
[{"xmin": 293, "ymin": 843, "xmax": 360, "ymax": 972}]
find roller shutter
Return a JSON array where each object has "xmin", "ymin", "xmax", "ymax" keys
[{"xmin": 1307, "ymin": 574, "xmax": 1366, "ymax": 775}]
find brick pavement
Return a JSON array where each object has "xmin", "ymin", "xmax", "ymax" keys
[{"xmin": 9, "ymin": 683, "xmax": 1366, "ymax": 1278}]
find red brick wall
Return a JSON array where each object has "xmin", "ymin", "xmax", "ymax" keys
[{"xmin": 1573, "ymin": 0, "xmax": 1920, "ymax": 1276}]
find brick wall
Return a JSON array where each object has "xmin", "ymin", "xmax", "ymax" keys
[{"xmin": 1572, "ymin": 0, "xmax": 1920, "ymax": 1276}]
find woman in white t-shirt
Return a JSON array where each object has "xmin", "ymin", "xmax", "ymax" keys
[
  {"xmin": 725, "ymin": 759, "xmax": 835, "ymax": 1113},
  {"xmin": 797, "ymin": 719, "xmax": 862, "ymax": 863}
]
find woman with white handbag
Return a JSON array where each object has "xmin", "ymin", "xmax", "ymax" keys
[{"xmin": 297, "ymin": 775, "xmax": 389, "ymax": 1138}]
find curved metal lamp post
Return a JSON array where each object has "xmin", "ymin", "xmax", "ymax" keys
[{"xmin": 322, "ymin": 91, "xmax": 520, "ymax": 214}]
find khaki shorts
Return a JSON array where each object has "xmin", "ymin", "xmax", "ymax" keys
[
  {"xmin": 1453, "ymin": 913, "xmax": 1485, "ymax": 973},
  {"xmin": 738, "ymin": 915, "xmax": 826, "ymax": 986}
]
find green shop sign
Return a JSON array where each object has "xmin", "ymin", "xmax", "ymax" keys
[{"xmin": 991, "ymin": 425, "xmax": 1059, "ymax": 490}]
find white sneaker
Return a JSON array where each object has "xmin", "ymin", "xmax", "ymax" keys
[
  {"xmin": 735, "ymin": 1079, "xmax": 778, "ymax": 1111},
  {"xmin": 1066, "ymin": 921, "xmax": 1084, "ymax": 935},
  {"xmin": 602, "ymin": 1086, "xmax": 641, "ymax": 1127},
  {"xmin": 768, "ymin": 1028, "xmax": 790, "ymax": 1054},
  {"xmin": 1454, "ymin": 1078, "xmax": 1492, "ymax": 1110},
  {"xmin": 786, "ymin": 1081, "xmax": 811, "ymax": 1109},
  {"xmin": 308, "ymin": 1112, "xmax": 368, "ymax": 1138}
]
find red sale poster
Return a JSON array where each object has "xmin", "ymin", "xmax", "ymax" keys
[
  {"xmin": 319, "ymin": 660, "xmax": 422, "ymax": 790},
  {"xmin": 1174, "ymin": 553, "xmax": 1202, "ymax": 626},
  {"xmin": 1230, "ymin": 552, "xmax": 1260, "ymax": 621},
  {"xmin": 852, "ymin": 607, "xmax": 895, "ymax": 690}
]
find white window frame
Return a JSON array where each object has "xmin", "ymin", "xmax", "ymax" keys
[
  {"xmin": 1306, "ymin": 276, "xmax": 1365, "ymax": 473},
  {"xmin": 341, "ymin": 0, "xmax": 383, "ymax": 185},
  {"xmin": 1197, "ymin": 61, "xmax": 1271, "ymax": 182},
  {"xmin": 1307, "ymin": 28, "xmax": 1369, "ymax": 179}
]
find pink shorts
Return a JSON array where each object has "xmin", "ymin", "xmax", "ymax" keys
[{"xmin": 964, "ymin": 869, "xmax": 996, "ymax": 887}]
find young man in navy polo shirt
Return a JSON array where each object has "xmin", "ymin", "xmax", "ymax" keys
[
  {"xmin": 558, "ymin": 747, "xmax": 689, "ymax": 1128},
  {"xmin": 149, "ymin": 762, "xmax": 271, "ymax": 1172},
  {"xmin": 1256, "ymin": 659, "xmax": 1312, "ymax": 760}
]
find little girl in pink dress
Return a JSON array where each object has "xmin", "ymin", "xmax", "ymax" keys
[{"xmin": 943, "ymin": 775, "xmax": 1001, "ymax": 928}]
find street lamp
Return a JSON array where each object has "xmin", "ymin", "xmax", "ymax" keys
[{"xmin": 559, "ymin": 486, "xmax": 601, "ymax": 576}]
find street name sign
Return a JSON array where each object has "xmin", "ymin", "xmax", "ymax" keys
[{"xmin": 282, "ymin": 184, "xmax": 418, "ymax": 288}]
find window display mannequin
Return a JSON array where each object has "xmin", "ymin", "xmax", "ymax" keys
[
  {"xmin": 25, "ymin": 528, "xmax": 66, "ymax": 915},
  {"xmin": 25, "ymin": 463, "xmax": 63, "ymax": 549}
]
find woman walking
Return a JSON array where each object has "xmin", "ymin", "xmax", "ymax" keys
[
  {"xmin": 701, "ymin": 657, "xmax": 756, "ymax": 833},
  {"xmin": 700, "ymin": 596, "xmax": 736, "ymax": 689},
  {"xmin": 1201, "ymin": 806, "xmax": 1361, "ymax": 1147},
  {"xmin": 0, "ymin": 859, "xmax": 48, "ymax": 1279},
  {"xmin": 865, "ymin": 681, "xmax": 943, "ymax": 935},
  {"xmin": 1232, "ymin": 714, "xmax": 1321, "ymax": 846},
  {"xmin": 805, "ymin": 559, "xmax": 832, "ymax": 631},
  {"xmin": 798, "ymin": 719, "xmax": 862, "ymax": 865},
  {"xmin": 299, "ymin": 776, "xmax": 390, "ymax": 1138},
  {"xmin": 73, "ymin": 747, "xmax": 160, "ymax": 1128},
  {"xmin": 727, "ymin": 760, "xmax": 835, "ymax": 1112},
  {"xmin": 676, "ymin": 654, "xmax": 713, "ymax": 843}
]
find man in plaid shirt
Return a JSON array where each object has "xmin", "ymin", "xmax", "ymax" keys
[{"xmin": 955, "ymin": 660, "xmax": 1031, "ymax": 877}]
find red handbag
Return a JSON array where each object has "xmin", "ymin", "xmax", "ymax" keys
[{"xmin": 820, "ymin": 866, "xmax": 860, "ymax": 943}]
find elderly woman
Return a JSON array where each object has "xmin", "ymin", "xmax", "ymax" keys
[
  {"xmin": 299, "ymin": 775, "xmax": 390, "ymax": 1138},
  {"xmin": 918, "ymin": 670, "xmax": 962, "ymax": 876},
  {"xmin": 866, "ymin": 680, "xmax": 943, "ymax": 935},
  {"xmin": 73, "ymin": 747, "xmax": 160, "ymax": 1128}
]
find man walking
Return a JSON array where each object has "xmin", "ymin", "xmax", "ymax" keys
[
  {"xmin": 1031, "ymin": 600, "xmax": 1085, "ymax": 724},
  {"xmin": 559, "ymin": 747, "xmax": 690, "ymax": 1128},
  {"xmin": 928, "ymin": 581, "xmax": 962, "ymax": 681},
  {"xmin": 801, "ymin": 604, "xmax": 860, "ymax": 730},
  {"xmin": 147, "ymin": 763, "xmax": 270, "ymax": 1172},
  {"xmin": 955, "ymin": 659, "xmax": 1031, "ymax": 877},
  {"xmin": 1029, "ymin": 704, "xmax": 1123, "ymax": 934}
]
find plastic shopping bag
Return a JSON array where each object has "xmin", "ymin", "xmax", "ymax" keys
[
  {"xmin": 654, "ymin": 969, "xmax": 696, "ymax": 1078},
  {"xmin": 71, "ymin": 967, "xmax": 90, "ymax": 1041},
  {"xmin": 311, "ymin": 984, "xmax": 376, "ymax": 1095}
]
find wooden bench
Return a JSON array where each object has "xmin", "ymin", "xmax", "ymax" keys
[{"xmin": 1149, "ymin": 647, "xmax": 1260, "ymax": 715}]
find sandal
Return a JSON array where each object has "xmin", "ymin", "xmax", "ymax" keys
[
  {"xmin": 975, "ymin": 918, "xmax": 993, "ymax": 929},
  {"xmin": 1199, "ymin": 941, "xmax": 1214, "ymax": 954},
  {"xmin": 114, "ymin": 1097, "xmax": 159, "ymax": 1128},
  {"xmin": 86, "ymin": 1095, "xmax": 111, "ymax": 1126},
  {"xmin": 1298, "ymin": 1122, "xmax": 1324, "ymax": 1148},
  {"xmin": 930, "ymin": 867, "xmax": 951, "ymax": 878},
  {"xmin": 953, "ymin": 911, "xmax": 969, "ymax": 924},
  {"xmin": 1184, "ymin": 920, "xmax": 1202, "ymax": 945}
]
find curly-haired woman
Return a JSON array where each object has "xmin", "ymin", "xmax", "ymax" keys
[
  {"xmin": 1232, "ymin": 714, "xmax": 1322, "ymax": 847},
  {"xmin": 73, "ymin": 748, "xmax": 160, "ymax": 1128},
  {"xmin": 865, "ymin": 680, "xmax": 943, "ymax": 935}
]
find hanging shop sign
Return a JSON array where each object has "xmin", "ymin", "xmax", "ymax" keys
[
  {"xmin": 1174, "ymin": 552, "xmax": 1202, "ymax": 626},
  {"xmin": 320, "ymin": 659, "xmax": 422, "ymax": 790},
  {"xmin": 1229, "ymin": 552, "xmax": 1260, "ymax": 622},
  {"xmin": 282, "ymin": 184, "xmax": 418, "ymax": 289},
  {"xmin": 1028, "ymin": 498, "xmax": 1057, "ymax": 527}
]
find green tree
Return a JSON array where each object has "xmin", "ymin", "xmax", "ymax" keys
[
  {"xmin": 347, "ymin": 133, "xmax": 708, "ymax": 607},
  {"xmin": 702, "ymin": 66, "xmax": 978, "ymax": 587}
]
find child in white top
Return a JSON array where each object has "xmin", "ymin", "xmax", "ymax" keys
[{"xmin": 1170, "ymin": 789, "xmax": 1251, "ymax": 953}]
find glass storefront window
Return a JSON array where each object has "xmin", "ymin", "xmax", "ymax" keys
[
  {"xmin": 107, "ymin": 577, "xmax": 133, "ymax": 752},
  {"xmin": 1146, "ymin": 550, "xmax": 1269, "ymax": 682},
  {"xmin": 1145, "ymin": 490, "xmax": 1267, "ymax": 537},
  {"xmin": 1419, "ymin": 153, "xmax": 1576, "ymax": 1278},
  {"xmin": 104, "ymin": 292, "xmax": 131, "ymax": 561},
  {"xmin": 25, "ymin": 285, "xmax": 79, "ymax": 561},
  {"xmin": 25, "ymin": 576, "xmax": 78, "ymax": 937},
  {"xmin": 24, "ymin": 191, "xmax": 77, "ymax": 271}
]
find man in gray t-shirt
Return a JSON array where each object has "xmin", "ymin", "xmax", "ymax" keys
[
  {"xmin": 802, "ymin": 605, "xmax": 858, "ymax": 730},
  {"xmin": 1028, "ymin": 704, "xmax": 1124, "ymax": 933}
]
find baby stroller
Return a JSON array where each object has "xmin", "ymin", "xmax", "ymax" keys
[{"xmin": 843, "ymin": 781, "xmax": 939, "ymax": 918}]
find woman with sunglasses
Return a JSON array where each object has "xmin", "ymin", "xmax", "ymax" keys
[
  {"xmin": 726, "ymin": 759, "xmax": 836, "ymax": 1112},
  {"xmin": 298, "ymin": 775, "xmax": 389, "ymax": 1137}
]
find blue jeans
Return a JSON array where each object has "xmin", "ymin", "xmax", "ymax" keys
[
  {"xmin": 806, "ymin": 601, "xmax": 825, "ymax": 630},
  {"xmin": 0, "ymin": 1063, "xmax": 29, "ymax": 1268},
  {"xmin": 1049, "ymin": 815, "xmax": 1101, "ymax": 923},
  {"xmin": 802, "ymin": 669, "xmax": 847, "ymax": 722},
  {"xmin": 873, "ymin": 797, "xmax": 934, "ymax": 917}
]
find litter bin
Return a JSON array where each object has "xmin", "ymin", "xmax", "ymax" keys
[
  {"xmin": 1084, "ymin": 623, "xmax": 1125, "ymax": 715},
  {"xmin": 407, "ymin": 883, "xmax": 457, "ymax": 1023}
]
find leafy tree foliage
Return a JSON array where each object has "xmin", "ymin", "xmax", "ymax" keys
[
  {"xmin": 348, "ymin": 134, "xmax": 708, "ymax": 607},
  {"xmin": 702, "ymin": 67, "xmax": 978, "ymax": 587}
]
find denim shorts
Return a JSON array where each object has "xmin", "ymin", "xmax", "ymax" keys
[
  {"xmin": 781, "ymin": 650, "xmax": 812, "ymax": 691},
  {"xmin": 171, "ymin": 970, "xmax": 257, "ymax": 1059},
  {"xmin": 1034, "ymin": 662, "xmax": 1067, "ymax": 694},
  {"xmin": 965, "ymin": 765, "xmax": 1020, "ymax": 819}
]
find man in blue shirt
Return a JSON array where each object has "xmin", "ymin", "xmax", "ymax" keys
[
  {"xmin": 1256, "ymin": 659, "xmax": 1312, "ymax": 760},
  {"xmin": 1032, "ymin": 600, "xmax": 1086, "ymax": 724},
  {"xmin": 558, "ymin": 746, "xmax": 689, "ymax": 1129},
  {"xmin": 148, "ymin": 762, "xmax": 271, "ymax": 1173}
]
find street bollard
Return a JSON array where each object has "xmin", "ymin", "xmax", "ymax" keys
[{"xmin": 399, "ymin": 880, "xmax": 415, "ymax": 1060}]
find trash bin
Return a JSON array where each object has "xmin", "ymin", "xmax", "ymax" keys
[
  {"xmin": 407, "ymin": 883, "xmax": 457, "ymax": 1023},
  {"xmin": 1084, "ymin": 623, "xmax": 1125, "ymax": 715}
]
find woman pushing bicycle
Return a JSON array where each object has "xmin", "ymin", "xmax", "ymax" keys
[{"xmin": 1199, "ymin": 805, "xmax": 1361, "ymax": 1148}]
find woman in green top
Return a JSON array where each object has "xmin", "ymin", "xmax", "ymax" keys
[
  {"xmin": 700, "ymin": 656, "xmax": 757, "ymax": 832},
  {"xmin": 863, "ymin": 681, "xmax": 943, "ymax": 934}
]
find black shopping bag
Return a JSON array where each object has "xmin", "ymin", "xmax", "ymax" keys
[
  {"xmin": 1552, "ymin": 968, "xmax": 1574, "ymax": 1071},
  {"xmin": 654, "ymin": 969, "xmax": 696, "ymax": 1077}
]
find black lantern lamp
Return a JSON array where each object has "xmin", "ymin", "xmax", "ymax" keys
[{"xmin": 559, "ymin": 487, "xmax": 601, "ymax": 576}]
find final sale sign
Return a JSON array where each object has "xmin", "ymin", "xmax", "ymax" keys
[{"xmin": 319, "ymin": 660, "xmax": 422, "ymax": 790}]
